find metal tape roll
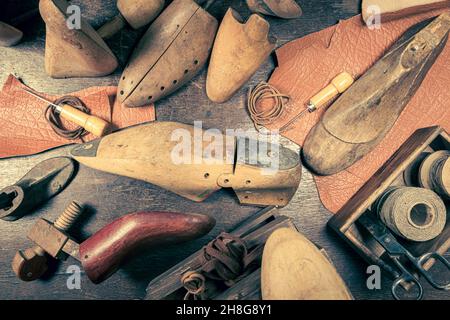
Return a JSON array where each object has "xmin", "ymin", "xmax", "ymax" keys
[{"xmin": 374, "ymin": 186, "xmax": 446, "ymax": 242}]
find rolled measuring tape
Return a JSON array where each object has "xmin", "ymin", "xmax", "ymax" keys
[
  {"xmin": 373, "ymin": 186, "xmax": 446, "ymax": 242},
  {"xmin": 418, "ymin": 150, "xmax": 450, "ymax": 199}
]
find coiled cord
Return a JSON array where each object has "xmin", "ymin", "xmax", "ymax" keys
[
  {"xmin": 247, "ymin": 82, "xmax": 290, "ymax": 133},
  {"xmin": 45, "ymin": 96, "xmax": 89, "ymax": 140}
]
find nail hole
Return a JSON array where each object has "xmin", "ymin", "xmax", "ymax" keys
[
  {"xmin": 122, "ymin": 76, "xmax": 125, "ymax": 80},
  {"xmin": 204, "ymin": 173, "xmax": 210, "ymax": 179},
  {"xmin": 224, "ymin": 179, "xmax": 229, "ymax": 183},
  {"xmin": 194, "ymin": 60, "xmax": 199, "ymax": 65},
  {"xmin": 244, "ymin": 196, "xmax": 249, "ymax": 199},
  {"xmin": 246, "ymin": 180, "xmax": 251, "ymax": 184},
  {"xmin": 161, "ymin": 86, "xmax": 165, "ymax": 91},
  {"xmin": 120, "ymin": 90, "xmax": 124, "ymax": 95},
  {"xmin": 148, "ymin": 96, "xmax": 153, "ymax": 100},
  {"xmin": 84, "ymin": 255, "xmax": 89, "ymax": 259},
  {"xmin": 184, "ymin": 69, "xmax": 189, "ymax": 74},
  {"xmin": 173, "ymin": 80, "xmax": 178, "ymax": 84}
]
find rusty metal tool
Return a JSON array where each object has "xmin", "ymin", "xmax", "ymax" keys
[
  {"xmin": 12, "ymin": 204, "xmax": 215, "ymax": 284},
  {"xmin": 0, "ymin": 157, "xmax": 75, "ymax": 221}
]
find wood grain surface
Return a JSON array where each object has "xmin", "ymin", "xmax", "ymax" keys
[{"xmin": 0, "ymin": 0, "xmax": 448, "ymax": 300}]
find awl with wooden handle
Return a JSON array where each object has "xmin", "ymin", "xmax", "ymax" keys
[
  {"xmin": 280, "ymin": 72, "xmax": 354, "ymax": 131},
  {"xmin": 21, "ymin": 88, "xmax": 111, "ymax": 137}
]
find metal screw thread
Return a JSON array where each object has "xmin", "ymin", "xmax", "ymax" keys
[{"xmin": 54, "ymin": 201, "xmax": 84, "ymax": 232}]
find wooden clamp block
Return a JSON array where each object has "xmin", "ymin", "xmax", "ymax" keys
[{"xmin": 328, "ymin": 126, "xmax": 449, "ymax": 279}]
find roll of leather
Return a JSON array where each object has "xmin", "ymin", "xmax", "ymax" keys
[{"xmin": 374, "ymin": 186, "xmax": 446, "ymax": 242}]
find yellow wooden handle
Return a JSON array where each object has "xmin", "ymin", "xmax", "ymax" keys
[
  {"xmin": 309, "ymin": 72, "xmax": 354, "ymax": 110},
  {"xmin": 59, "ymin": 105, "xmax": 111, "ymax": 137}
]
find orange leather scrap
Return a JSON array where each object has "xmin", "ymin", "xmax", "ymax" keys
[
  {"xmin": 262, "ymin": 10, "xmax": 450, "ymax": 213},
  {"xmin": 0, "ymin": 75, "xmax": 155, "ymax": 158}
]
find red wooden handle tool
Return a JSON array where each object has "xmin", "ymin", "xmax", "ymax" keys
[{"xmin": 79, "ymin": 211, "xmax": 216, "ymax": 283}]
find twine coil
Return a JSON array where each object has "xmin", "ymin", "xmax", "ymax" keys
[
  {"xmin": 248, "ymin": 82, "xmax": 290, "ymax": 133},
  {"xmin": 181, "ymin": 271, "xmax": 206, "ymax": 300},
  {"xmin": 373, "ymin": 186, "xmax": 446, "ymax": 242}
]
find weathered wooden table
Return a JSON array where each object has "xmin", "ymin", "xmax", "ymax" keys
[{"xmin": 0, "ymin": 0, "xmax": 448, "ymax": 300}]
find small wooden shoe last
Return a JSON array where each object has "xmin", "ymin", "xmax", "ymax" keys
[
  {"xmin": 39, "ymin": 0, "xmax": 118, "ymax": 78},
  {"xmin": 206, "ymin": 9, "xmax": 276, "ymax": 103}
]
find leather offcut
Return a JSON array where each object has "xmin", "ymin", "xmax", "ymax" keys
[
  {"xmin": 0, "ymin": 75, "xmax": 155, "ymax": 158},
  {"xmin": 261, "ymin": 10, "xmax": 450, "ymax": 213}
]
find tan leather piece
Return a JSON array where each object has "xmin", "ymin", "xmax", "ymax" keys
[
  {"xmin": 206, "ymin": 9, "xmax": 276, "ymax": 103},
  {"xmin": 303, "ymin": 13, "xmax": 450, "ymax": 175},
  {"xmin": 0, "ymin": 75, "xmax": 155, "ymax": 158},
  {"xmin": 261, "ymin": 10, "xmax": 450, "ymax": 213}
]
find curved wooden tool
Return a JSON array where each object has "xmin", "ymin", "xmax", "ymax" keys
[
  {"xmin": 246, "ymin": 0, "xmax": 302, "ymax": 19},
  {"xmin": 80, "ymin": 211, "xmax": 215, "ymax": 283},
  {"xmin": 362, "ymin": 0, "xmax": 450, "ymax": 25},
  {"xmin": 70, "ymin": 121, "xmax": 302, "ymax": 207},
  {"xmin": 206, "ymin": 9, "xmax": 276, "ymax": 103},
  {"xmin": 13, "ymin": 210, "xmax": 215, "ymax": 284},
  {"xmin": 118, "ymin": 0, "xmax": 218, "ymax": 107},
  {"xmin": 302, "ymin": 13, "xmax": 450, "ymax": 176},
  {"xmin": 97, "ymin": 0, "xmax": 165, "ymax": 39},
  {"xmin": 39, "ymin": 0, "xmax": 118, "ymax": 78},
  {"xmin": 0, "ymin": 21, "xmax": 23, "ymax": 47},
  {"xmin": 0, "ymin": 157, "xmax": 76, "ymax": 221},
  {"xmin": 261, "ymin": 228, "xmax": 353, "ymax": 300}
]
